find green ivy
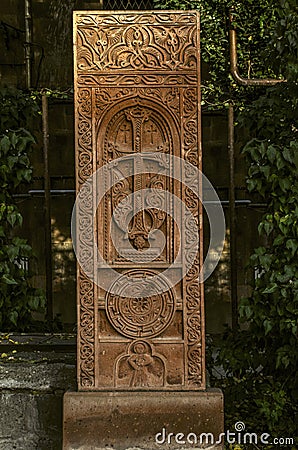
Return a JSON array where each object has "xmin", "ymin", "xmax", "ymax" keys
[
  {"xmin": 153, "ymin": 0, "xmax": 282, "ymax": 110},
  {"xmin": 225, "ymin": 89, "xmax": 297, "ymax": 443},
  {"xmin": 0, "ymin": 88, "xmax": 45, "ymax": 330}
]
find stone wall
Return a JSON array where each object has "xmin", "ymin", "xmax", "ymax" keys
[{"xmin": 0, "ymin": 349, "xmax": 76, "ymax": 450}]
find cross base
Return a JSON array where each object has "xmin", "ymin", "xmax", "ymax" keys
[{"xmin": 63, "ymin": 389, "xmax": 224, "ymax": 450}]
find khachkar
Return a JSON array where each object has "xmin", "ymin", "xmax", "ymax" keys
[{"xmin": 64, "ymin": 10, "xmax": 224, "ymax": 450}]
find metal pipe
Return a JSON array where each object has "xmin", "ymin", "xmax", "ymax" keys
[
  {"xmin": 229, "ymin": 14, "xmax": 285, "ymax": 86},
  {"xmin": 204, "ymin": 200, "xmax": 251, "ymax": 205},
  {"xmin": 228, "ymin": 14, "xmax": 285, "ymax": 329},
  {"xmin": 228, "ymin": 104, "xmax": 238, "ymax": 330},
  {"xmin": 42, "ymin": 94, "xmax": 53, "ymax": 324},
  {"xmin": 24, "ymin": 0, "xmax": 32, "ymax": 89},
  {"xmin": 14, "ymin": 194, "xmax": 251, "ymax": 204},
  {"xmin": 28, "ymin": 189, "xmax": 75, "ymax": 195}
]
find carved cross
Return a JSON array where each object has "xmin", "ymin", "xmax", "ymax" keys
[
  {"xmin": 120, "ymin": 123, "xmax": 130, "ymax": 144},
  {"xmin": 146, "ymin": 124, "xmax": 157, "ymax": 144},
  {"xmin": 125, "ymin": 107, "xmax": 150, "ymax": 250}
]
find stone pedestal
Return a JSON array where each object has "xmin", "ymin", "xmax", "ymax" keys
[{"xmin": 63, "ymin": 389, "xmax": 224, "ymax": 450}]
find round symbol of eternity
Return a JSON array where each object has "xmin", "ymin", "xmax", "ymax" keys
[{"xmin": 105, "ymin": 269, "xmax": 176, "ymax": 339}]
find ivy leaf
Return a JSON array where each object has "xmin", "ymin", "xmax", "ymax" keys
[
  {"xmin": 259, "ymin": 141, "xmax": 267, "ymax": 157},
  {"xmin": 7, "ymin": 156, "xmax": 18, "ymax": 170},
  {"xmin": 0, "ymin": 135, "xmax": 11, "ymax": 155},
  {"xmin": 7, "ymin": 210, "xmax": 22, "ymax": 227},
  {"xmin": 276, "ymin": 350, "xmax": 290, "ymax": 369},
  {"xmin": 262, "ymin": 283, "xmax": 278, "ymax": 294},
  {"xmin": 264, "ymin": 319, "xmax": 273, "ymax": 335},
  {"xmin": 279, "ymin": 178, "xmax": 291, "ymax": 192},
  {"xmin": 286, "ymin": 239, "xmax": 298, "ymax": 256},
  {"xmin": 1, "ymin": 274, "xmax": 18, "ymax": 285},
  {"xmin": 267, "ymin": 145, "xmax": 276, "ymax": 163},
  {"xmin": 282, "ymin": 148, "xmax": 293, "ymax": 164},
  {"xmin": 258, "ymin": 221, "xmax": 274, "ymax": 236},
  {"xmin": 10, "ymin": 132, "xmax": 18, "ymax": 148},
  {"xmin": 28, "ymin": 297, "xmax": 41, "ymax": 311},
  {"xmin": 260, "ymin": 165, "xmax": 271, "ymax": 179},
  {"xmin": 8, "ymin": 310, "xmax": 18, "ymax": 327},
  {"xmin": 17, "ymin": 135, "xmax": 34, "ymax": 152},
  {"xmin": 247, "ymin": 178, "xmax": 256, "ymax": 192},
  {"xmin": 6, "ymin": 245, "xmax": 19, "ymax": 262},
  {"xmin": 276, "ymin": 154, "xmax": 285, "ymax": 170}
]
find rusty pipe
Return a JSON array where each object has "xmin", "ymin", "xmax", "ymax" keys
[
  {"xmin": 42, "ymin": 94, "xmax": 53, "ymax": 324},
  {"xmin": 24, "ymin": 0, "xmax": 32, "ymax": 89},
  {"xmin": 228, "ymin": 13, "xmax": 285, "ymax": 328},
  {"xmin": 229, "ymin": 15, "xmax": 285, "ymax": 86},
  {"xmin": 228, "ymin": 104, "xmax": 238, "ymax": 329}
]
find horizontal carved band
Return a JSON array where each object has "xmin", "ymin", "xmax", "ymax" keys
[
  {"xmin": 77, "ymin": 73, "xmax": 197, "ymax": 86},
  {"xmin": 76, "ymin": 13, "xmax": 197, "ymax": 26}
]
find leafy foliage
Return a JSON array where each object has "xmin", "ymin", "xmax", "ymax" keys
[
  {"xmin": 154, "ymin": 0, "xmax": 282, "ymax": 109},
  {"xmin": 153, "ymin": 0, "xmax": 298, "ymax": 444},
  {"xmin": 222, "ymin": 101, "xmax": 297, "ymax": 443},
  {"xmin": 216, "ymin": 3, "xmax": 298, "ymax": 441},
  {"xmin": 0, "ymin": 88, "xmax": 45, "ymax": 330}
]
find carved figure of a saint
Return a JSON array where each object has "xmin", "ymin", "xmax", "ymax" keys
[{"xmin": 128, "ymin": 342, "xmax": 153, "ymax": 387}]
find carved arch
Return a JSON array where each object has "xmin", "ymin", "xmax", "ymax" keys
[
  {"xmin": 96, "ymin": 96, "xmax": 181, "ymax": 264},
  {"xmin": 96, "ymin": 95, "xmax": 180, "ymax": 153}
]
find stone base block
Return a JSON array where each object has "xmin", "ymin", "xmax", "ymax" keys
[{"xmin": 63, "ymin": 389, "xmax": 224, "ymax": 450}]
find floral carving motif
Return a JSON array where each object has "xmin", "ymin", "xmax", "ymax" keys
[{"xmin": 77, "ymin": 24, "xmax": 197, "ymax": 72}]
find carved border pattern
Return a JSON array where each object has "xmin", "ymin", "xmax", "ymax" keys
[
  {"xmin": 77, "ymin": 87, "xmax": 95, "ymax": 388},
  {"xmin": 78, "ymin": 74, "xmax": 197, "ymax": 87},
  {"xmin": 77, "ymin": 13, "xmax": 197, "ymax": 26},
  {"xmin": 182, "ymin": 87, "xmax": 203, "ymax": 387}
]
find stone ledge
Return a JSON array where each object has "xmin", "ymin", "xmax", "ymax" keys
[
  {"xmin": 63, "ymin": 389, "xmax": 224, "ymax": 450},
  {"xmin": 0, "ymin": 352, "xmax": 76, "ymax": 450},
  {"xmin": 0, "ymin": 354, "xmax": 76, "ymax": 391}
]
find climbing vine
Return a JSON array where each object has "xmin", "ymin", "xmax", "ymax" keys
[
  {"xmin": 217, "ymin": 81, "xmax": 297, "ymax": 440},
  {"xmin": 0, "ymin": 88, "xmax": 45, "ymax": 330},
  {"xmin": 154, "ymin": 0, "xmax": 282, "ymax": 110}
]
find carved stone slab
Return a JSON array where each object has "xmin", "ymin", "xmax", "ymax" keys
[{"xmin": 73, "ymin": 11, "xmax": 204, "ymax": 391}]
